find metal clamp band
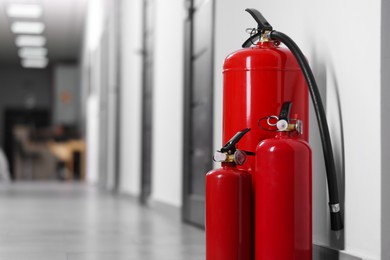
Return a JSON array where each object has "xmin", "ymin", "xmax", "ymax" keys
[{"xmin": 329, "ymin": 203, "xmax": 340, "ymax": 213}]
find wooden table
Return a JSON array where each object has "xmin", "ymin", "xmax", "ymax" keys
[{"xmin": 47, "ymin": 140, "xmax": 86, "ymax": 180}]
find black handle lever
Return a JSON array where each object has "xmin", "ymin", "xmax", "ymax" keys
[
  {"xmin": 245, "ymin": 8, "xmax": 273, "ymax": 32},
  {"xmin": 220, "ymin": 128, "xmax": 250, "ymax": 154},
  {"xmin": 278, "ymin": 102, "xmax": 293, "ymax": 122},
  {"xmin": 242, "ymin": 9, "xmax": 273, "ymax": 48}
]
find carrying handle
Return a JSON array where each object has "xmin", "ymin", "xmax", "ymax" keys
[
  {"xmin": 242, "ymin": 8, "xmax": 273, "ymax": 48},
  {"xmin": 245, "ymin": 8, "xmax": 273, "ymax": 32}
]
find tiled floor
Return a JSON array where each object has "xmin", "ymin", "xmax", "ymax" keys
[{"xmin": 0, "ymin": 182, "xmax": 205, "ymax": 260}]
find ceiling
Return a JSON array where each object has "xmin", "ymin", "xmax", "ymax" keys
[{"xmin": 0, "ymin": 0, "xmax": 88, "ymax": 66}]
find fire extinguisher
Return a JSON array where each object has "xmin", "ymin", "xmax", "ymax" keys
[
  {"xmin": 205, "ymin": 7, "xmax": 344, "ymax": 260},
  {"xmin": 206, "ymin": 128, "xmax": 252, "ymax": 260},
  {"xmin": 222, "ymin": 13, "xmax": 309, "ymax": 174},
  {"xmin": 255, "ymin": 102, "xmax": 312, "ymax": 259},
  {"xmin": 240, "ymin": 7, "xmax": 343, "ymax": 231}
]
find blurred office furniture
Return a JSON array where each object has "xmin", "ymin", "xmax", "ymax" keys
[
  {"xmin": 11, "ymin": 124, "xmax": 85, "ymax": 181},
  {"xmin": 47, "ymin": 139, "xmax": 85, "ymax": 180},
  {"xmin": 47, "ymin": 124, "xmax": 85, "ymax": 180},
  {"xmin": 12, "ymin": 125, "xmax": 57, "ymax": 180}
]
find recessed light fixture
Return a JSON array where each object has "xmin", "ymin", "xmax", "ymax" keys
[
  {"xmin": 15, "ymin": 35, "xmax": 46, "ymax": 47},
  {"xmin": 21, "ymin": 58, "xmax": 48, "ymax": 69},
  {"xmin": 18, "ymin": 47, "xmax": 48, "ymax": 59},
  {"xmin": 6, "ymin": 4, "xmax": 43, "ymax": 18},
  {"xmin": 11, "ymin": 21, "xmax": 45, "ymax": 34}
]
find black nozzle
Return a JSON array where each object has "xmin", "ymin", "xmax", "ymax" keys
[
  {"xmin": 220, "ymin": 128, "xmax": 250, "ymax": 154},
  {"xmin": 330, "ymin": 212, "xmax": 343, "ymax": 231},
  {"xmin": 329, "ymin": 203, "xmax": 344, "ymax": 231}
]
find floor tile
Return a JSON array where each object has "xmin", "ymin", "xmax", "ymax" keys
[
  {"xmin": 0, "ymin": 182, "xmax": 205, "ymax": 260},
  {"xmin": 0, "ymin": 252, "xmax": 67, "ymax": 260}
]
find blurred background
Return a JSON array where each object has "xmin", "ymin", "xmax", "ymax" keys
[
  {"xmin": 0, "ymin": 0, "xmax": 86, "ymax": 183},
  {"xmin": 0, "ymin": 0, "xmax": 389, "ymax": 259}
]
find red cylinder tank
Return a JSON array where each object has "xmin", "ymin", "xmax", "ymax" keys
[
  {"xmin": 255, "ymin": 132, "xmax": 312, "ymax": 260},
  {"xmin": 205, "ymin": 163, "xmax": 252, "ymax": 260},
  {"xmin": 223, "ymin": 41, "xmax": 308, "ymax": 172}
]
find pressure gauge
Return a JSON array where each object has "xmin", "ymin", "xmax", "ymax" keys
[{"xmin": 234, "ymin": 150, "xmax": 247, "ymax": 165}]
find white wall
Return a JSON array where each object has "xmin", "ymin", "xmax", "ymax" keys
[
  {"xmin": 151, "ymin": 0, "xmax": 185, "ymax": 207},
  {"xmin": 214, "ymin": 0, "xmax": 382, "ymax": 259},
  {"xmin": 117, "ymin": 0, "xmax": 185, "ymax": 205},
  {"xmin": 118, "ymin": 0, "xmax": 143, "ymax": 195},
  {"xmin": 81, "ymin": 0, "xmax": 120, "ymax": 188},
  {"xmin": 104, "ymin": 3, "xmax": 119, "ymax": 191},
  {"xmin": 82, "ymin": 0, "xmax": 105, "ymax": 184},
  {"xmin": 81, "ymin": 0, "xmax": 147, "ymax": 192}
]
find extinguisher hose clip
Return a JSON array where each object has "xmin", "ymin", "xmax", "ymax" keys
[
  {"xmin": 269, "ymin": 30, "xmax": 344, "ymax": 231},
  {"xmin": 330, "ymin": 203, "xmax": 343, "ymax": 232}
]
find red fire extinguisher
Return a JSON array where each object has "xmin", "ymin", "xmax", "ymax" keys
[
  {"xmin": 205, "ymin": 8, "xmax": 343, "ymax": 260},
  {"xmin": 206, "ymin": 128, "xmax": 252, "ymax": 260},
  {"xmin": 240, "ymin": 7, "xmax": 343, "ymax": 231},
  {"xmin": 255, "ymin": 102, "xmax": 312, "ymax": 259},
  {"xmin": 223, "ymin": 21, "xmax": 308, "ymax": 174}
]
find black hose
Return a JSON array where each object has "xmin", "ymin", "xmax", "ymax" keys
[{"xmin": 270, "ymin": 30, "xmax": 343, "ymax": 231}]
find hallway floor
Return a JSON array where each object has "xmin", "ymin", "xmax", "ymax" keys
[{"xmin": 0, "ymin": 182, "xmax": 205, "ymax": 260}]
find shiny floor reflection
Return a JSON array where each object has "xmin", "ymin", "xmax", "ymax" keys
[{"xmin": 0, "ymin": 182, "xmax": 205, "ymax": 260}]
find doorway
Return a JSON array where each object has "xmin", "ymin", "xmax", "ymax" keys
[{"xmin": 182, "ymin": 0, "xmax": 215, "ymax": 227}]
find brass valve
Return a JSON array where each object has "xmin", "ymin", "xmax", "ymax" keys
[
  {"xmin": 277, "ymin": 119, "xmax": 303, "ymax": 135},
  {"xmin": 213, "ymin": 150, "xmax": 247, "ymax": 165}
]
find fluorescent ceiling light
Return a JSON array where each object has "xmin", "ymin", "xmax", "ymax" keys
[
  {"xmin": 11, "ymin": 22, "xmax": 45, "ymax": 34},
  {"xmin": 18, "ymin": 47, "xmax": 48, "ymax": 59},
  {"xmin": 21, "ymin": 58, "xmax": 48, "ymax": 69},
  {"xmin": 15, "ymin": 35, "xmax": 46, "ymax": 47},
  {"xmin": 7, "ymin": 4, "xmax": 43, "ymax": 18}
]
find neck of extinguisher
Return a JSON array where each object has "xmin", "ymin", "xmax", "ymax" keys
[{"xmin": 268, "ymin": 30, "xmax": 343, "ymax": 231}]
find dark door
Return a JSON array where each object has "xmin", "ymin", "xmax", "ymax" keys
[
  {"xmin": 140, "ymin": 0, "xmax": 155, "ymax": 204},
  {"xmin": 3, "ymin": 109, "xmax": 50, "ymax": 180},
  {"xmin": 182, "ymin": 0, "xmax": 214, "ymax": 227}
]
